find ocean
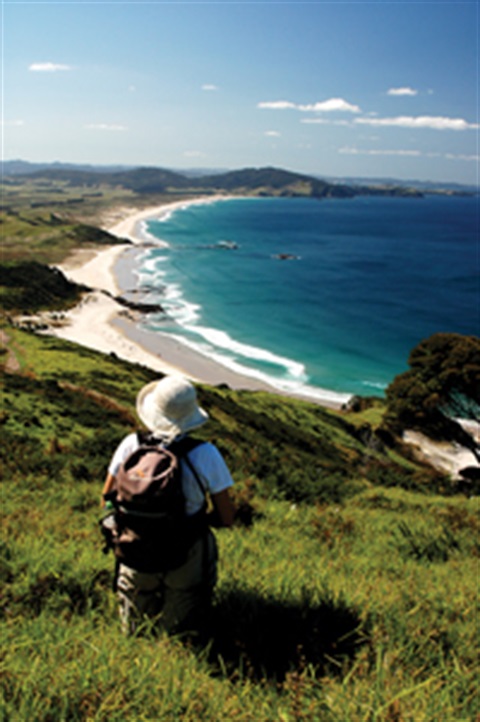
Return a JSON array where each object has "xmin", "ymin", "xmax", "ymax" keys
[{"xmin": 131, "ymin": 195, "xmax": 478, "ymax": 404}]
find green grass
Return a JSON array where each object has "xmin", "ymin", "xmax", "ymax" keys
[
  {"xmin": 1, "ymin": 326, "xmax": 478, "ymax": 721},
  {"xmin": 0, "ymin": 209, "xmax": 126, "ymax": 265},
  {"xmin": 1, "ymin": 185, "xmax": 478, "ymax": 719}
]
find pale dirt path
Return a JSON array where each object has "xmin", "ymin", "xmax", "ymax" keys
[{"xmin": 1, "ymin": 329, "xmax": 21, "ymax": 373}]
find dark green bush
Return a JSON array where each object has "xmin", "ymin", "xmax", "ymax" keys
[
  {"xmin": 365, "ymin": 460, "xmax": 452, "ymax": 495},
  {"xmin": 274, "ymin": 468, "xmax": 359, "ymax": 505},
  {"xmin": 0, "ymin": 261, "xmax": 83, "ymax": 311}
]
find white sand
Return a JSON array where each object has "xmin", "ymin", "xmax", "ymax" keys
[
  {"xmin": 54, "ymin": 197, "xmax": 234, "ymax": 380},
  {"xmin": 403, "ymin": 429, "xmax": 479, "ymax": 479},
  {"xmin": 59, "ymin": 245, "xmax": 126, "ymax": 296},
  {"xmin": 47, "ymin": 290, "xmax": 186, "ymax": 377}
]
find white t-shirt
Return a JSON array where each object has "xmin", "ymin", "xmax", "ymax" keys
[{"xmin": 108, "ymin": 433, "xmax": 234, "ymax": 516}]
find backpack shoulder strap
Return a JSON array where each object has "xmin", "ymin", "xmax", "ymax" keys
[
  {"xmin": 170, "ymin": 437, "xmax": 207, "ymax": 499},
  {"xmin": 183, "ymin": 453, "xmax": 206, "ymax": 498}
]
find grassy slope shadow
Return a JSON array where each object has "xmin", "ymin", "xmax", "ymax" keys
[{"xmin": 208, "ymin": 586, "xmax": 369, "ymax": 682}]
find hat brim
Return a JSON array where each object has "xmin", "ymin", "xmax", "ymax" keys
[{"xmin": 136, "ymin": 380, "xmax": 209, "ymax": 438}]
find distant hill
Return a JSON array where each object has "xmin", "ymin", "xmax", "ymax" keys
[
  {"xmin": 1, "ymin": 161, "xmax": 425, "ymax": 199},
  {"xmin": 323, "ymin": 175, "xmax": 478, "ymax": 195},
  {"xmin": 3, "ymin": 165, "xmax": 192, "ymax": 194},
  {"xmin": 3, "ymin": 160, "xmax": 475, "ymax": 195},
  {"xmin": 1, "ymin": 160, "xmax": 135, "ymax": 175},
  {"xmin": 192, "ymin": 166, "xmax": 361, "ymax": 199}
]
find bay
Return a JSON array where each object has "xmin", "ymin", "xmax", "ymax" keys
[{"xmin": 133, "ymin": 195, "xmax": 478, "ymax": 401}]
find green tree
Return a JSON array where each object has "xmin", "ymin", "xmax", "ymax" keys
[{"xmin": 385, "ymin": 333, "xmax": 480, "ymax": 459}]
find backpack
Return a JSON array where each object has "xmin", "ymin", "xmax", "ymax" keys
[{"xmin": 103, "ymin": 435, "xmax": 207, "ymax": 572}]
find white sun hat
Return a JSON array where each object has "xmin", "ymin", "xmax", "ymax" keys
[{"xmin": 136, "ymin": 375, "xmax": 209, "ymax": 440}]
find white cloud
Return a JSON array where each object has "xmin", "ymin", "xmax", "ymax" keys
[
  {"xmin": 265, "ymin": 130, "xmax": 281, "ymax": 137},
  {"xmin": 445, "ymin": 153, "xmax": 480, "ymax": 162},
  {"xmin": 339, "ymin": 147, "xmax": 480, "ymax": 163},
  {"xmin": 202, "ymin": 84, "xmax": 218, "ymax": 91},
  {"xmin": 184, "ymin": 150, "xmax": 207, "ymax": 158},
  {"xmin": 355, "ymin": 115, "xmax": 478, "ymax": 131},
  {"xmin": 258, "ymin": 100, "xmax": 296, "ymax": 110},
  {"xmin": 1, "ymin": 119, "xmax": 25, "ymax": 127},
  {"xmin": 299, "ymin": 98, "xmax": 361, "ymax": 113},
  {"xmin": 84, "ymin": 123, "xmax": 127, "ymax": 131},
  {"xmin": 301, "ymin": 118, "xmax": 351, "ymax": 126},
  {"xmin": 258, "ymin": 97, "xmax": 360, "ymax": 113},
  {"xmin": 29, "ymin": 62, "xmax": 71, "ymax": 72},
  {"xmin": 339, "ymin": 147, "xmax": 421, "ymax": 157},
  {"xmin": 387, "ymin": 87, "xmax": 418, "ymax": 96}
]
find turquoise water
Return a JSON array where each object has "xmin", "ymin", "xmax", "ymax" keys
[{"xmin": 133, "ymin": 195, "xmax": 478, "ymax": 402}]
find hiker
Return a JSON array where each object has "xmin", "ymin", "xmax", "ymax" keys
[{"xmin": 101, "ymin": 374, "xmax": 236, "ymax": 638}]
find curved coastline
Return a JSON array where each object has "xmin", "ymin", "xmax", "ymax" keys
[{"xmin": 54, "ymin": 196, "xmax": 351, "ymax": 409}]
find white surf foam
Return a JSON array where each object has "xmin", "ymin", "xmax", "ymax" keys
[
  {"xmin": 135, "ymin": 244, "xmax": 352, "ymax": 403},
  {"xmin": 162, "ymin": 331, "xmax": 351, "ymax": 406},
  {"xmin": 137, "ymin": 220, "xmax": 169, "ymax": 247},
  {"xmin": 132, "ymin": 199, "xmax": 353, "ymax": 406},
  {"xmin": 182, "ymin": 325, "xmax": 306, "ymax": 379},
  {"xmin": 361, "ymin": 380, "xmax": 388, "ymax": 391}
]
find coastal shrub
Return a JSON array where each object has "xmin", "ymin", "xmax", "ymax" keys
[
  {"xmin": 0, "ymin": 261, "xmax": 83, "ymax": 311},
  {"xmin": 385, "ymin": 333, "xmax": 480, "ymax": 460}
]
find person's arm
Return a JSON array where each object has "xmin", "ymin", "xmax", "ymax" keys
[
  {"xmin": 101, "ymin": 433, "xmax": 138, "ymax": 508},
  {"xmin": 209, "ymin": 488, "xmax": 236, "ymax": 528},
  {"xmin": 101, "ymin": 473, "xmax": 116, "ymax": 508}
]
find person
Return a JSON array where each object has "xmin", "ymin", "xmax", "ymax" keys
[{"xmin": 101, "ymin": 374, "xmax": 236, "ymax": 639}]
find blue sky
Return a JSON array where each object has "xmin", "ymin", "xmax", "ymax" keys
[{"xmin": 2, "ymin": 1, "xmax": 479, "ymax": 184}]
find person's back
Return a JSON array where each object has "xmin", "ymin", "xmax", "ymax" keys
[{"xmin": 102, "ymin": 375, "xmax": 236, "ymax": 638}]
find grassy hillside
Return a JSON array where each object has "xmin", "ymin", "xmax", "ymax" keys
[
  {"xmin": 1, "ymin": 186, "xmax": 477, "ymax": 720},
  {"xmin": 1, "ymin": 206, "xmax": 126, "ymax": 265},
  {"xmin": 2, "ymin": 325, "xmax": 478, "ymax": 720}
]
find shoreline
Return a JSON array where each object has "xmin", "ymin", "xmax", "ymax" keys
[
  {"xmin": 54, "ymin": 196, "xmax": 349, "ymax": 409},
  {"xmin": 38, "ymin": 196, "xmax": 479, "ymax": 477}
]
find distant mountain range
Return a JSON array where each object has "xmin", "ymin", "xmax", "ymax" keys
[
  {"xmin": 1, "ymin": 160, "xmax": 134, "ymax": 175},
  {"xmin": 1, "ymin": 160, "xmax": 475, "ymax": 197}
]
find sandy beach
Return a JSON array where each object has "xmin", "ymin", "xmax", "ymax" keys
[{"xmin": 53, "ymin": 195, "xmax": 340, "ymax": 403}]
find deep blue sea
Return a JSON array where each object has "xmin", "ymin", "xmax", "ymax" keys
[{"xmin": 133, "ymin": 195, "xmax": 478, "ymax": 403}]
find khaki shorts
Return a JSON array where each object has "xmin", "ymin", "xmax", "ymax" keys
[{"xmin": 116, "ymin": 531, "xmax": 218, "ymax": 637}]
